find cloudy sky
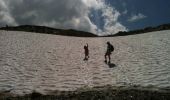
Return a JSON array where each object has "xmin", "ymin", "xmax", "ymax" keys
[{"xmin": 0, "ymin": 0, "xmax": 170, "ymax": 35}]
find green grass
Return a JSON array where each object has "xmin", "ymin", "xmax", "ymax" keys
[{"xmin": 1, "ymin": 85, "xmax": 170, "ymax": 100}]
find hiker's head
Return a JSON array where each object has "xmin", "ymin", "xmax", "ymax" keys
[{"xmin": 107, "ymin": 41, "xmax": 110, "ymax": 45}]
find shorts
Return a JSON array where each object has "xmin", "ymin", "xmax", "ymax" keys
[{"xmin": 105, "ymin": 51, "xmax": 111, "ymax": 55}]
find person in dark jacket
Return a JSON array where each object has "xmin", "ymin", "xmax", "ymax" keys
[
  {"xmin": 84, "ymin": 43, "xmax": 89, "ymax": 61},
  {"xmin": 105, "ymin": 41, "xmax": 114, "ymax": 64}
]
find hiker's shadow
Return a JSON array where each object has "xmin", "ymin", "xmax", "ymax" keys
[{"xmin": 108, "ymin": 63, "xmax": 116, "ymax": 68}]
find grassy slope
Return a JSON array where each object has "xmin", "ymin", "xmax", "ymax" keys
[{"xmin": 1, "ymin": 86, "xmax": 170, "ymax": 100}]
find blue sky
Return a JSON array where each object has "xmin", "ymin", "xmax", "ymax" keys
[
  {"xmin": 105, "ymin": 0, "xmax": 170, "ymax": 30},
  {"xmin": 0, "ymin": 0, "xmax": 170, "ymax": 35}
]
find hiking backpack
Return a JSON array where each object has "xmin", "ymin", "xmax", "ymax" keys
[{"xmin": 110, "ymin": 44, "xmax": 114, "ymax": 52}]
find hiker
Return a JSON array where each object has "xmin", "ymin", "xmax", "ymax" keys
[
  {"xmin": 105, "ymin": 41, "xmax": 114, "ymax": 64},
  {"xmin": 84, "ymin": 43, "xmax": 89, "ymax": 60}
]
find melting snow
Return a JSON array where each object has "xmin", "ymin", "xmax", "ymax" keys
[{"xmin": 0, "ymin": 30, "xmax": 170, "ymax": 95}]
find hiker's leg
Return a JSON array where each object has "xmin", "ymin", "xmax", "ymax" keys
[
  {"xmin": 86, "ymin": 55, "xmax": 89, "ymax": 60},
  {"xmin": 105, "ymin": 53, "xmax": 107, "ymax": 61},
  {"xmin": 84, "ymin": 54, "xmax": 86, "ymax": 58},
  {"xmin": 108, "ymin": 54, "xmax": 111, "ymax": 63},
  {"xmin": 87, "ymin": 53, "xmax": 89, "ymax": 58}
]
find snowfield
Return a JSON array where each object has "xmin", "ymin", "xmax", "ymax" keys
[{"xmin": 0, "ymin": 30, "xmax": 170, "ymax": 95}]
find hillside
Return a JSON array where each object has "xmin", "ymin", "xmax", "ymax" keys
[
  {"xmin": 0, "ymin": 25, "xmax": 97, "ymax": 37},
  {"xmin": 106, "ymin": 23, "xmax": 170, "ymax": 37},
  {"xmin": 0, "ymin": 30, "xmax": 170, "ymax": 99},
  {"xmin": 0, "ymin": 23, "xmax": 170, "ymax": 37}
]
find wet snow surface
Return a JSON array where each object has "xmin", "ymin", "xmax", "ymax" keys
[{"xmin": 0, "ymin": 30, "xmax": 170, "ymax": 95}]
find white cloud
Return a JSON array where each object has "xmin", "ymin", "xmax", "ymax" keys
[
  {"xmin": 0, "ymin": 0, "xmax": 127, "ymax": 35},
  {"xmin": 84, "ymin": 0, "xmax": 127, "ymax": 35},
  {"xmin": 100, "ymin": 4, "xmax": 127, "ymax": 35},
  {"xmin": 128, "ymin": 13, "xmax": 147, "ymax": 22},
  {"xmin": 0, "ymin": 0, "xmax": 17, "ymax": 26}
]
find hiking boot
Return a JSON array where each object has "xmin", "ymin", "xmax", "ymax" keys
[{"xmin": 108, "ymin": 61, "xmax": 111, "ymax": 64}]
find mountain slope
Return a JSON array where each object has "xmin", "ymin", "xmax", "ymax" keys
[
  {"xmin": 0, "ymin": 30, "xmax": 170, "ymax": 95},
  {"xmin": 0, "ymin": 25, "xmax": 97, "ymax": 37}
]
